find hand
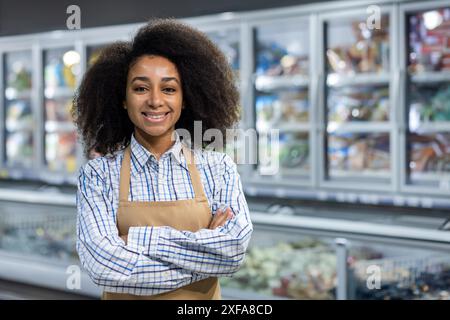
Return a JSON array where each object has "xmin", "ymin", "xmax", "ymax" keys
[
  {"xmin": 120, "ymin": 234, "xmax": 128, "ymax": 245},
  {"xmin": 208, "ymin": 207, "xmax": 234, "ymax": 229}
]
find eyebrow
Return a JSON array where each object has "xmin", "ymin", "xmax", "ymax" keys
[{"xmin": 131, "ymin": 76, "xmax": 180, "ymax": 84}]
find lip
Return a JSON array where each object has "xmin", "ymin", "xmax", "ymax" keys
[{"xmin": 141, "ymin": 111, "xmax": 170, "ymax": 123}]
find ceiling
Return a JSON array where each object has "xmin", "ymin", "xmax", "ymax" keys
[{"xmin": 0, "ymin": 0, "xmax": 346, "ymax": 37}]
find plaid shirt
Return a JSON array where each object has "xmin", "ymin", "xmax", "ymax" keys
[{"xmin": 76, "ymin": 133, "xmax": 253, "ymax": 295}]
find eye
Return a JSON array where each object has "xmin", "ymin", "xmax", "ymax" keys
[
  {"xmin": 163, "ymin": 87, "xmax": 176, "ymax": 93},
  {"xmin": 133, "ymin": 86, "xmax": 147, "ymax": 92}
]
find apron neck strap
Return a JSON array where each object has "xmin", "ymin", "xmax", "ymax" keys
[
  {"xmin": 181, "ymin": 145, "xmax": 207, "ymax": 202},
  {"xmin": 119, "ymin": 144, "xmax": 207, "ymax": 202},
  {"xmin": 119, "ymin": 146, "xmax": 132, "ymax": 202}
]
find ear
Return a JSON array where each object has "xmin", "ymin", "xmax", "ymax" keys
[{"xmin": 123, "ymin": 102, "xmax": 127, "ymax": 110}]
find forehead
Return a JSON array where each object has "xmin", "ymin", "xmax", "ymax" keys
[{"xmin": 128, "ymin": 55, "xmax": 180, "ymax": 77}]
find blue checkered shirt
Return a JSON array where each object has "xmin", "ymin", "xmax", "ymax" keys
[{"xmin": 76, "ymin": 133, "xmax": 253, "ymax": 295}]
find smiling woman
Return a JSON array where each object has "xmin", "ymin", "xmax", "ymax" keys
[{"xmin": 71, "ymin": 19, "xmax": 252, "ymax": 300}]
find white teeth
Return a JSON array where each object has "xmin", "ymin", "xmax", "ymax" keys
[{"xmin": 143, "ymin": 113, "xmax": 167, "ymax": 119}]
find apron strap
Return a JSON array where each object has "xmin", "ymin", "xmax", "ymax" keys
[
  {"xmin": 119, "ymin": 146, "xmax": 132, "ymax": 202},
  {"xmin": 182, "ymin": 145, "xmax": 208, "ymax": 202},
  {"xmin": 119, "ymin": 144, "xmax": 208, "ymax": 203}
]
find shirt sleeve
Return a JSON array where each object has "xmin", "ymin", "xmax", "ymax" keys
[
  {"xmin": 127, "ymin": 153, "xmax": 253, "ymax": 277},
  {"xmin": 76, "ymin": 159, "xmax": 199, "ymax": 295}
]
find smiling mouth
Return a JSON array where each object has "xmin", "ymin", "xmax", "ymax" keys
[{"xmin": 142, "ymin": 111, "xmax": 170, "ymax": 122}]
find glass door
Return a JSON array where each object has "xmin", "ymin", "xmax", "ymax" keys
[
  {"xmin": 207, "ymin": 29, "xmax": 240, "ymax": 76},
  {"xmin": 253, "ymin": 18, "xmax": 310, "ymax": 180},
  {"xmin": 405, "ymin": 6, "xmax": 450, "ymax": 191},
  {"xmin": 3, "ymin": 50, "xmax": 34, "ymax": 171},
  {"xmin": 323, "ymin": 12, "xmax": 392, "ymax": 183},
  {"xmin": 43, "ymin": 47, "xmax": 80, "ymax": 174},
  {"xmin": 206, "ymin": 28, "xmax": 243, "ymax": 164}
]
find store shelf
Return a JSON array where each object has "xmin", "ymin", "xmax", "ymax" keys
[
  {"xmin": 0, "ymin": 188, "xmax": 75, "ymax": 206},
  {"xmin": 326, "ymin": 73, "xmax": 390, "ymax": 88},
  {"xmin": 44, "ymin": 87, "xmax": 75, "ymax": 99},
  {"xmin": 257, "ymin": 122, "xmax": 310, "ymax": 133},
  {"xmin": 4, "ymin": 88, "xmax": 32, "ymax": 101},
  {"xmin": 409, "ymin": 122, "xmax": 450, "ymax": 133},
  {"xmin": 44, "ymin": 121, "xmax": 76, "ymax": 133},
  {"xmin": 257, "ymin": 167, "xmax": 309, "ymax": 177},
  {"xmin": 5, "ymin": 121, "xmax": 34, "ymax": 132},
  {"xmin": 329, "ymin": 169, "xmax": 391, "ymax": 179},
  {"xmin": 327, "ymin": 121, "xmax": 391, "ymax": 133},
  {"xmin": 0, "ymin": 250, "xmax": 100, "ymax": 298},
  {"xmin": 255, "ymin": 74, "xmax": 309, "ymax": 91},
  {"xmin": 411, "ymin": 71, "xmax": 450, "ymax": 84},
  {"xmin": 410, "ymin": 171, "xmax": 450, "ymax": 182},
  {"xmin": 250, "ymin": 212, "xmax": 450, "ymax": 244}
]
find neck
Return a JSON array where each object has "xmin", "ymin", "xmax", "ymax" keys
[{"xmin": 134, "ymin": 128, "xmax": 176, "ymax": 161}]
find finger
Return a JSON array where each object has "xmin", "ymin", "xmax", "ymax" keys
[
  {"xmin": 214, "ymin": 208, "xmax": 231, "ymax": 227},
  {"xmin": 209, "ymin": 210, "xmax": 225, "ymax": 229},
  {"xmin": 227, "ymin": 209, "xmax": 234, "ymax": 220},
  {"xmin": 209, "ymin": 209, "xmax": 224, "ymax": 228},
  {"xmin": 223, "ymin": 208, "xmax": 234, "ymax": 223},
  {"xmin": 213, "ymin": 212, "xmax": 226, "ymax": 229}
]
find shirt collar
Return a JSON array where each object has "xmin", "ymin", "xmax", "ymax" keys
[{"xmin": 129, "ymin": 132, "xmax": 184, "ymax": 175}]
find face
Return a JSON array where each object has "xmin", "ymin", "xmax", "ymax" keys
[{"xmin": 124, "ymin": 55, "xmax": 183, "ymax": 143}]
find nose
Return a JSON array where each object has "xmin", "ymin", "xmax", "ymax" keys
[{"xmin": 147, "ymin": 88, "xmax": 163, "ymax": 108}]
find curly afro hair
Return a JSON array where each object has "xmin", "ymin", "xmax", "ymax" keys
[{"xmin": 72, "ymin": 18, "xmax": 240, "ymax": 158}]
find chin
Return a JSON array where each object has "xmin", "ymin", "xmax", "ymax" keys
[{"xmin": 141, "ymin": 126, "xmax": 171, "ymax": 138}]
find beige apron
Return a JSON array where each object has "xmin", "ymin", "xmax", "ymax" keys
[{"xmin": 103, "ymin": 144, "xmax": 221, "ymax": 300}]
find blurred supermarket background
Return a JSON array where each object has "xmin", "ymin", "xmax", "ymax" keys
[{"xmin": 0, "ymin": 0, "xmax": 449, "ymax": 300}]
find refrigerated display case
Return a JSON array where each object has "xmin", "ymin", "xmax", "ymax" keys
[
  {"xmin": 43, "ymin": 47, "xmax": 79, "ymax": 174},
  {"xmin": 207, "ymin": 29, "xmax": 240, "ymax": 74},
  {"xmin": 205, "ymin": 27, "xmax": 244, "ymax": 165},
  {"xmin": 3, "ymin": 51, "xmax": 34, "ymax": 170},
  {"xmin": 403, "ymin": 3, "xmax": 450, "ymax": 192},
  {"xmin": 0, "ymin": 194, "xmax": 448, "ymax": 300},
  {"xmin": 251, "ymin": 17, "xmax": 312, "ymax": 183},
  {"xmin": 327, "ymin": 132, "xmax": 390, "ymax": 180},
  {"xmin": 221, "ymin": 198, "xmax": 450, "ymax": 300},
  {"xmin": 0, "ymin": 0, "xmax": 448, "ymax": 209},
  {"xmin": 322, "ymin": 8, "xmax": 393, "ymax": 185}
]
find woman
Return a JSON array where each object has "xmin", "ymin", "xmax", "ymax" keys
[{"xmin": 72, "ymin": 19, "xmax": 253, "ymax": 300}]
